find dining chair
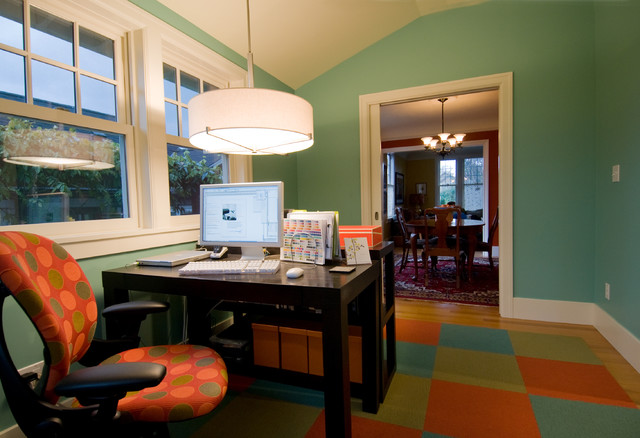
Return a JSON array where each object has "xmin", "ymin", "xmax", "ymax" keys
[
  {"xmin": 395, "ymin": 207, "xmax": 423, "ymax": 273},
  {"xmin": 0, "ymin": 231, "xmax": 228, "ymax": 438},
  {"xmin": 422, "ymin": 207, "xmax": 464, "ymax": 288},
  {"xmin": 475, "ymin": 207, "xmax": 498, "ymax": 269}
]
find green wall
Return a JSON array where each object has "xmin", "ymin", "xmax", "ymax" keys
[
  {"xmin": 3, "ymin": 0, "xmax": 640, "ymax": 433},
  {"xmin": 295, "ymin": 1, "xmax": 597, "ymax": 306},
  {"xmin": 593, "ymin": 0, "xmax": 640, "ymax": 336}
]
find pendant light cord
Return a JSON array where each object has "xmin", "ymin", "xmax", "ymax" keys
[{"xmin": 246, "ymin": 0, "xmax": 254, "ymax": 88}]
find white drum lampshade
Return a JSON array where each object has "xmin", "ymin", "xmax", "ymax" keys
[{"xmin": 188, "ymin": 88, "xmax": 314, "ymax": 155}]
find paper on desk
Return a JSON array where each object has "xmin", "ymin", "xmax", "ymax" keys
[{"xmin": 344, "ymin": 237, "xmax": 372, "ymax": 265}]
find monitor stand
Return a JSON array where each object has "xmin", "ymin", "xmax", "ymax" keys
[{"xmin": 240, "ymin": 247, "xmax": 265, "ymax": 261}]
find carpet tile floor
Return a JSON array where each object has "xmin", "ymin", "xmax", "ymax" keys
[{"xmin": 174, "ymin": 319, "xmax": 640, "ymax": 437}]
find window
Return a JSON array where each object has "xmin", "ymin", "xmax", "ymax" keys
[
  {"xmin": 437, "ymin": 154, "xmax": 484, "ymax": 213},
  {"xmin": 439, "ymin": 160, "xmax": 456, "ymax": 205},
  {"xmin": 385, "ymin": 153, "xmax": 395, "ymax": 218},
  {"xmin": 0, "ymin": 0, "xmax": 248, "ymax": 257},
  {"xmin": 463, "ymin": 157, "xmax": 484, "ymax": 212},
  {"xmin": 0, "ymin": 0, "xmax": 130, "ymax": 228},
  {"xmin": 163, "ymin": 63, "xmax": 228, "ymax": 216}
]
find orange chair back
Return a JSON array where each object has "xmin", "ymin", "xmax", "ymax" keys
[{"xmin": 0, "ymin": 231, "xmax": 97, "ymax": 403}]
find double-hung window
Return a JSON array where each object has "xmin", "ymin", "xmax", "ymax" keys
[
  {"xmin": 0, "ymin": 0, "xmax": 133, "ymax": 232},
  {"xmin": 437, "ymin": 154, "xmax": 484, "ymax": 213},
  {"xmin": 0, "ymin": 0, "xmax": 248, "ymax": 258},
  {"xmin": 163, "ymin": 62, "xmax": 228, "ymax": 216}
]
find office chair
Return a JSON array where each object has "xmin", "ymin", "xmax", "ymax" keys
[{"xmin": 0, "ymin": 231, "xmax": 228, "ymax": 438}]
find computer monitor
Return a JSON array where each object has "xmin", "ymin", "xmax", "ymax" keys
[{"xmin": 199, "ymin": 181, "xmax": 284, "ymax": 260}]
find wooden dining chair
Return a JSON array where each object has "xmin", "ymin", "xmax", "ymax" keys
[
  {"xmin": 475, "ymin": 207, "xmax": 498, "ymax": 269},
  {"xmin": 395, "ymin": 207, "xmax": 423, "ymax": 272},
  {"xmin": 422, "ymin": 207, "xmax": 464, "ymax": 288}
]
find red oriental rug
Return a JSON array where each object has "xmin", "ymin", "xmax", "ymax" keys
[{"xmin": 394, "ymin": 253, "xmax": 499, "ymax": 306}]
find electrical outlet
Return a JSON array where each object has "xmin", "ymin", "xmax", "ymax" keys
[
  {"xmin": 19, "ymin": 360, "xmax": 44, "ymax": 378},
  {"xmin": 605, "ymin": 282, "xmax": 611, "ymax": 300},
  {"xmin": 612, "ymin": 165, "xmax": 620, "ymax": 182}
]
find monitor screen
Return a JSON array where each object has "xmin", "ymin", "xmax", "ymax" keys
[{"xmin": 199, "ymin": 181, "xmax": 284, "ymax": 259}]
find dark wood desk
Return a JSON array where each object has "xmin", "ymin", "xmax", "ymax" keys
[
  {"xmin": 102, "ymin": 246, "xmax": 395, "ymax": 438},
  {"xmin": 406, "ymin": 218, "xmax": 484, "ymax": 281}
]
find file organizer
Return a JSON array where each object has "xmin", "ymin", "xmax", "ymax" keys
[{"xmin": 280, "ymin": 211, "xmax": 341, "ymax": 265}]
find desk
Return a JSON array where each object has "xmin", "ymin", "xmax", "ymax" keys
[
  {"xmin": 406, "ymin": 219, "xmax": 484, "ymax": 281},
  {"xmin": 102, "ymin": 245, "xmax": 395, "ymax": 438}
]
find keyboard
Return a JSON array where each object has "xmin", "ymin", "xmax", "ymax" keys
[{"xmin": 178, "ymin": 259, "xmax": 281, "ymax": 275}]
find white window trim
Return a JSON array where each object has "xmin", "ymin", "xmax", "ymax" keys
[{"xmin": 1, "ymin": 0, "xmax": 252, "ymax": 259}]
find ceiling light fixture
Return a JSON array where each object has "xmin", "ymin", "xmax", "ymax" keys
[
  {"xmin": 421, "ymin": 97, "xmax": 465, "ymax": 158},
  {"xmin": 188, "ymin": 0, "xmax": 314, "ymax": 155}
]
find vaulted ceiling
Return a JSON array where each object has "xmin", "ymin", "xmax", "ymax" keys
[
  {"xmin": 156, "ymin": 0, "xmax": 488, "ymax": 89},
  {"xmin": 155, "ymin": 0, "xmax": 496, "ymax": 141}
]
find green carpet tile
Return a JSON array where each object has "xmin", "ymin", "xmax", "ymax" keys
[{"xmin": 169, "ymin": 320, "xmax": 640, "ymax": 438}]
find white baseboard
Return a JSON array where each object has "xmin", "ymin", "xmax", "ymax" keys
[
  {"xmin": 0, "ymin": 425, "xmax": 25, "ymax": 438},
  {"xmin": 513, "ymin": 297, "xmax": 640, "ymax": 373},
  {"xmin": 593, "ymin": 305, "xmax": 640, "ymax": 373}
]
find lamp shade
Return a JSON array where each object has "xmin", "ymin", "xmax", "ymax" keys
[
  {"xmin": 2, "ymin": 128, "xmax": 115, "ymax": 170},
  {"xmin": 188, "ymin": 88, "xmax": 314, "ymax": 155}
]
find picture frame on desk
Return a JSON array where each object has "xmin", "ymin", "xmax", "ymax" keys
[{"xmin": 395, "ymin": 172, "xmax": 404, "ymax": 204}]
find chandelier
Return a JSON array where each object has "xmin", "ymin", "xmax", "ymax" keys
[{"xmin": 421, "ymin": 97, "xmax": 465, "ymax": 158}]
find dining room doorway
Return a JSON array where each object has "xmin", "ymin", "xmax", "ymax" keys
[{"xmin": 358, "ymin": 72, "xmax": 514, "ymax": 317}]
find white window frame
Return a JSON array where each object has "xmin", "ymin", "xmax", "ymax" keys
[{"xmin": 0, "ymin": 0, "xmax": 251, "ymax": 259}]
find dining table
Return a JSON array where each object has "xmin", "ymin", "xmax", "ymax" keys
[{"xmin": 406, "ymin": 218, "xmax": 485, "ymax": 282}]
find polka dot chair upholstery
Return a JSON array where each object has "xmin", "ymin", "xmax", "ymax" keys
[{"xmin": 0, "ymin": 231, "xmax": 228, "ymax": 433}]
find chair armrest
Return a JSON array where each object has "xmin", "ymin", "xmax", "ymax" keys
[
  {"xmin": 102, "ymin": 300, "xmax": 169, "ymax": 319},
  {"xmin": 55, "ymin": 362, "xmax": 166, "ymax": 403}
]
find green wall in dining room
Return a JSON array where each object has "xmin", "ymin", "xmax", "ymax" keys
[
  {"xmin": 592, "ymin": 0, "xmax": 640, "ymax": 337},
  {"xmin": 293, "ymin": 1, "xmax": 597, "ymax": 306}
]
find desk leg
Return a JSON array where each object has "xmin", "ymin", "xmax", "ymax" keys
[
  {"xmin": 360, "ymin": 279, "xmax": 381, "ymax": 413},
  {"xmin": 322, "ymin": 299, "xmax": 351, "ymax": 438},
  {"xmin": 102, "ymin": 276, "xmax": 130, "ymax": 340},
  {"xmin": 186, "ymin": 297, "xmax": 213, "ymax": 346}
]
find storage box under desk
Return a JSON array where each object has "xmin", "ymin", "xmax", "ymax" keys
[
  {"xmin": 252, "ymin": 321, "xmax": 362, "ymax": 383},
  {"xmin": 252, "ymin": 323, "xmax": 280, "ymax": 368},
  {"xmin": 308, "ymin": 326, "xmax": 362, "ymax": 384}
]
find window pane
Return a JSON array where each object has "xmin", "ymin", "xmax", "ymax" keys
[
  {"xmin": 0, "ymin": 113, "xmax": 129, "ymax": 225},
  {"xmin": 439, "ymin": 160, "xmax": 456, "ymax": 185},
  {"xmin": 463, "ymin": 158, "xmax": 484, "ymax": 212},
  {"xmin": 32, "ymin": 60, "xmax": 76, "ymax": 112},
  {"xmin": 30, "ymin": 7, "xmax": 73, "ymax": 66},
  {"xmin": 439, "ymin": 186, "xmax": 456, "ymax": 205},
  {"xmin": 203, "ymin": 81, "xmax": 218, "ymax": 92},
  {"xmin": 80, "ymin": 75, "xmax": 116, "ymax": 121},
  {"xmin": 439, "ymin": 159, "xmax": 456, "ymax": 205},
  {"xmin": 464, "ymin": 184, "xmax": 483, "ymax": 212},
  {"xmin": 165, "ymin": 102, "xmax": 178, "ymax": 136},
  {"xmin": 180, "ymin": 71, "xmax": 199, "ymax": 104},
  {"xmin": 163, "ymin": 63, "xmax": 177, "ymax": 100},
  {"xmin": 464, "ymin": 158, "xmax": 483, "ymax": 184},
  {"xmin": 0, "ymin": 49, "xmax": 26, "ymax": 102},
  {"xmin": 79, "ymin": 27, "xmax": 114, "ymax": 79},
  {"xmin": 0, "ymin": 0, "xmax": 24, "ymax": 50},
  {"xmin": 181, "ymin": 107, "xmax": 189, "ymax": 138},
  {"xmin": 167, "ymin": 144, "xmax": 225, "ymax": 216}
]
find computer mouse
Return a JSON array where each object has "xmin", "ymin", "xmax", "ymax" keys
[{"xmin": 286, "ymin": 267, "xmax": 304, "ymax": 279}]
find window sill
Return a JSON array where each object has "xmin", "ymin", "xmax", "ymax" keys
[{"xmin": 55, "ymin": 225, "xmax": 199, "ymax": 260}]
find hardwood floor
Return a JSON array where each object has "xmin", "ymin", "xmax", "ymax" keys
[{"xmin": 395, "ymin": 298, "xmax": 640, "ymax": 408}]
